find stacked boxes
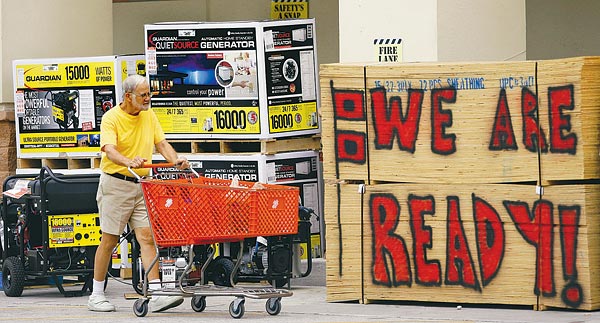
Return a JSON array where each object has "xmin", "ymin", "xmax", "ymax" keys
[
  {"xmin": 145, "ymin": 19, "xmax": 320, "ymax": 139},
  {"xmin": 145, "ymin": 19, "xmax": 324, "ymax": 255},
  {"xmin": 12, "ymin": 55, "xmax": 145, "ymax": 173},
  {"xmin": 321, "ymin": 57, "xmax": 600, "ymax": 310}
]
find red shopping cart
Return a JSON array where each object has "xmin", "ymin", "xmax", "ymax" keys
[{"xmin": 128, "ymin": 163, "xmax": 299, "ymax": 318}]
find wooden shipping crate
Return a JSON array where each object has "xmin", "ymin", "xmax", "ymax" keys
[
  {"xmin": 320, "ymin": 57, "xmax": 600, "ymax": 184},
  {"xmin": 365, "ymin": 61, "xmax": 539, "ymax": 184},
  {"xmin": 535, "ymin": 57, "xmax": 600, "ymax": 182},
  {"xmin": 326, "ymin": 182, "xmax": 600, "ymax": 310},
  {"xmin": 320, "ymin": 64, "xmax": 369, "ymax": 182},
  {"xmin": 324, "ymin": 181, "xmax": 363, "ymax": 302},
  {"xmin": 537, "ymin": 183, "xmax": 600, "ymax": 310}
]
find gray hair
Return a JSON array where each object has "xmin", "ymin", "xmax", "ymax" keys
[{"xmin": 122, "ymin": 74, "xmax": 148, "ymax": 100}]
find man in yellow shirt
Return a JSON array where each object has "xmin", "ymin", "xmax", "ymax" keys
[{"xmin": 88, "ymin": 74, "xmax": 189, "ymax": 312}]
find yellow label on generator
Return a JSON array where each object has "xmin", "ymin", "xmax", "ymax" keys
[
  {"xmin": 51, "ymin": 105, "xmax": 64, "ymax": 121},
  {"xmin": 48, "ymin": 213, "xmax": 101, "ymax": 248}
]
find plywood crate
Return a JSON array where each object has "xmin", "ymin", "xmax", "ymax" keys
[
  {"xmin": 320, "ymin": 64, "xmax": 369, "ymax": 182},
  {"xmin": 320, "ymin": 57, "xmax": 600, "ymax": 184},
  {"xmin": 324, "ymin": 181, "xmax": 363, "ymax": 302},
  {"xmin": 325, "ymin": 182, "xmax": 600, "ymax": 309},
  {"xmin": 537, "ymin": 183, "xmax": 600, "ymax": 310},
  {"xmin": 535, "ymin": 57, "xmax": 600, "ymax": 183},
  {"xmin": 321, "ymin": 57, "xmax": 600, "ymax": 310},
  {"xmin": 365, "ymin": 61, "xmax": 540, "ymax": 184}
]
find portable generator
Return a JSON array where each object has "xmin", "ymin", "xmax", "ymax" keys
[
  {"xmin": 236, "ymin": 205, "xmax": 316, "ymax": 287},
  {"xmin": 1, "ymin": 167, "xmax": 100, "ymax": 297},
  {"xmin": 47, "ymin": 90, "xmax": 80, "ymax": 130}
]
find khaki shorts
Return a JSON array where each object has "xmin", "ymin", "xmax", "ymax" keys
[{"xmin": 96, "ymin": 173, "xmax": 149, "ymax": 235}]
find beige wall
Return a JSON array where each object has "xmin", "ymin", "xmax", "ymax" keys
[
  {"xmin": 339, "ymin": 0, "xmax": 526, "ymax": 63},
  {"xmin": 339, "ymin": 0, "xmax": 438, "ymax": 63},
  {"xmin": 113, "ymin": 0, "xmax": 208, "ymax": 55},
  {"xmin": 526, "ymin": 0, "xmax": 600, "ymax": 60},
  {"xmin": 113, "ymin": 0, "xmax": 339, "ymax": 65},
  {"xmin": 1, "ymin": 0, "xmax": 113, "ymax": 102},
  {"xmin": 438, "ymin": 0, "xmax": 526, "ymax": 62}
]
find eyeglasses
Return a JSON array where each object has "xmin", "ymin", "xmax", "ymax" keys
[{"xmin": 130, "ymin": 92, "xmax": 152, "ymax": 99}]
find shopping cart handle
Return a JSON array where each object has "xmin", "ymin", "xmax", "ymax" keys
[
  {"xmin": 141, "ymin": 162, "xmax": 176, "ymax": 168},
  {"xmin": 127, "ymin": 163, "xmax": 199, "ymax": 180}
]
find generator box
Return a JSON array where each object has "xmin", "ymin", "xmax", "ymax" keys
[
  {"xmin": 12, "ymin": 55, "xmax": 145, "ymax": 158},
  {"xmin": 152, "ymin": 150, "xmax": 322, "ymax": 233},
  {"xmin": 144, "ymin": 19, "xmax": 320, "ymax": 139}
]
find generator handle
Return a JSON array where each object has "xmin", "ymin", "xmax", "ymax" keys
[
  {"xmin": 39, "ymin": 166, "xmax": 70, "ymax": 184},
  {"xmin": 127, "ymin": 162, "xmax": 199, "ymax": 180}
]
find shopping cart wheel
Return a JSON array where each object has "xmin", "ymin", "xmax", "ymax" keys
[
  {"xmin": 133, "ymin": 298, "xmax": 149, "ymax": 317},
  {"xmin": 265, "ymin": 297, "xmax": 282, "ymax": 315},
  {"xmin": 229, "ymin": 297, "xmax": 245, "ymax": 319},
  {"xmin": 191, "ymin": 296, "xmax": 206, "ymax": 312}
]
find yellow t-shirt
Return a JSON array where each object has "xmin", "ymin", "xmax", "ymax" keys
[{"xmin": 99, "ymin": 106, "xmax": 165, "ymax": 177}]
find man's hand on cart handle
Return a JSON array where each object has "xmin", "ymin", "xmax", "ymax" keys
[
  {"xmin": 139, "ymin": 158, "xmax": 189, "ymax": 170},
  {"xmin": 128, "ymin": 159, "xmax": 199, "ymax": 180},
  {"xmin": 175, "ymin": 156, "xmax": 190, "ymax": 170},
  {"xmin": 128, "ymin": 156, "xmax": 147, "ymax": 169}
]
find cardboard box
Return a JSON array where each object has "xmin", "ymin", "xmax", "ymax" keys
[
  {"xmin": 12, "ymin": 55, "xmax": 145, "ymax": 158},
  {"xmin": 145, "ymin": 19, "xmax": 320, "ymax": 139}
]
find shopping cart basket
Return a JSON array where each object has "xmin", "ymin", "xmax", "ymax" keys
[{"xmin": 129, "ymin": 163, "xmax": 299, "ymax": 318}]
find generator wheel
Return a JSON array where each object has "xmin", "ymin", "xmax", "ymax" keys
[
  {"xmin": 133, "ymin": 298, "xmax": 149, "ymax": 317},
  {"xmin": 210, "ymin": 257, "xmax": 235, "ymax": 287},
  {"xmin": 265, "ymin": 297, "xmax": 282, "ymax": 315},
  {"xmin": 271, "ymin": 278, "xmax": 287, "ymax": 288},
  {"xmin": 2, "ymin": 256, "xmax": 25, "ymax": 297},
  {"xmin": 191, "ymin": 296, "xmax": 206, "ymax": 312},
  {"xmin": 72, "ymin": 116, "xmax": 79, "ymax": 130}
]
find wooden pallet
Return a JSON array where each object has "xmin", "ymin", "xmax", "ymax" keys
[
  {"xmin": 167, "ymin": 134, "xmax": 321, "ymax": 154},
  {"xmin": 17, "ymin": 157, "xmax": 101, "ymax": 170}
]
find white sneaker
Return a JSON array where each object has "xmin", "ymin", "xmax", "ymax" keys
[
  {"xmin": 88, "ymin": 294, "xmax": 116, "ymax": 312},
  {"xmin": 150, "ymin": 295, "xmax": 184, "ymax": 312}
]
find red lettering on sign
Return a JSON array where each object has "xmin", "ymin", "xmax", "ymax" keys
[
  {"xmin": 370, "ymin": 194, "xmax": 412, "ymax": 287},
  {"xmin": 559, "ymin": 205, "xmax": 582, "ymax": 307},
  {"xmin": 445, "ymin": 196, "xmax": 481, "ymax": 291},
  {"xmin": 370, "ymin": 87, "xmax": 424, "ymax": 153},
  {"xmin": 489, "ymin": 88, "xmax": 517, "ymax": 150},
  {"xmin": 548, "ymin": 85, "xmax": 577, "ymax": 154},
  {"xmin": 521, "ymin": 87, "xmax": 548, "ymax": 153},
  {"xmin": 473, "ymin": 195, "xmax": 505, "ymax": 286},
  {"xmin": 409, "ymin": 194, "xmax": 441, "ymax": 285},
  {"xmin": 431, "ymin": 89, "xmax": 457, "ymax": 155},
  {"xmin": 504, "ymin": 200, "xmax": 555, "ymax": 296}
]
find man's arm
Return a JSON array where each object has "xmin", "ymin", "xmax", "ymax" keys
[
  {"xmin": 155, "ymin": 140, "xmax": 189, "ymax": 169},
  {"xmin": 103, "ymin": 144, "xmax": 146, "ymax": 168}
]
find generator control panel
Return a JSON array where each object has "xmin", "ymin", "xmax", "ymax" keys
[{"xmin": 47, "ymin": 213, "xmax": 101, "ymax": 248}]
